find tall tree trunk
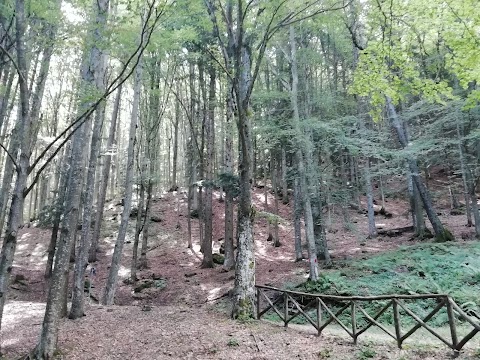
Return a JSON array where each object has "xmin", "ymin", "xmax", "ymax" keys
[
  {"xmin": 280, "ymin": 148, "xmax": 288, "ymax": 204},
  {"xmin": 45, "ymin": 145, "xmax": 69, "ymax": 280},
  {"xmin": 289, "ymin": 25, "xmax": 318, "ymax": 280},
  {"xmin": 457, "ymin": 120, "xmax": 480, "ymax": 237},
  {"xmin": 457, "ymin": 119, "xmax": 474, "ymax": 228},
  {"xmin": 0, "ymin": 0, "xmax": 31, "ymax": 338},
  {"xmin": 271, "ymin": 156, "xmax": 280, "ymax": 247},
  {"xmin": 138, "ymin": 176, "xmax": 152, "ymax": 269},
  {"xmin": 223, "ymin": 93, "xmax": 235, "ymax": 269},
  {"xmin": 70, "ymin": 2, "xmax": 108, "ymax": 320},
  {"xmin": 90, "ymin": 84, "xmax": 122, "ymax": 262},
  {"xmin": 386, "ymin": 97, "xmax": 452, "ymax": 242},
  {"xmin": 171, "ymin": 86, "xmax": 180, "ymax": 190},
  {"xmin": 231, "ymin": 10, "xmax": 255, "ymax": 318},
  {"xmin": 293, "ymin": 176, "xmax": 303, "ymax": 261},
  {"xmin": 102, "ymin": 33, "xmax": 143, "ymax": 305},
  {"xmin": 131, "ymin": 172, "xmax": 145, "ymax": 282},
  {"xmin": 365, "ymin": 158, "xmax": 377, "ymax": 238},
  {"xmin": 201, "ymin": 66, "xmax": 215, "ymax": 268},
  {"xmin": 222, "ymin": 0, "xmax": 235, "ymax": 271},
  {"xmin": 0, "ymin": 63, "xmax": 14, "ymax": 134},
  {"xmin": 34, "ymin": 34, "xmax": 99, "ymax": 360}
]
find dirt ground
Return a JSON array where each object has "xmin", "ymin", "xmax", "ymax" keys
[
  {"xmin": 3, "ymin": 301, "xmax": 479, "ymax": 359},
  {"xmin": 3, "ymin": 180, "xmax": 479, "ymax": 359}
]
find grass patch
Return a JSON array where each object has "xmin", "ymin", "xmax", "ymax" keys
[{"xmin": 294, "ymin": 241, "xmax": 480, "ymax": 327}]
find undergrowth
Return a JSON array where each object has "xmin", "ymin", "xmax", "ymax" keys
[{"xmin": 276, "ymin": 242, "xmax": 480, "ymax": 327}]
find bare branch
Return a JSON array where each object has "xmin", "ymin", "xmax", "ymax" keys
[
  {"xmin": 28, "ymin": 0, "xmax": 159, "ymax": 174},
  {"xmin": 0, "ymin": 142, "xmax": 19, "ymax": 171},
  {"xmin": 167, "ymin": 82, "xmax": 202, "ymax": 157},
  {"xmin": 204, "ymin": 0, "xmax": 231, "ymax": 69},
  {"xmin": 24, "ymin": 1, "xmax": 167, "ymax": 196},
  {"xmin": 0, "ymin": 43, "xmax": 27, "ymax": 85}
]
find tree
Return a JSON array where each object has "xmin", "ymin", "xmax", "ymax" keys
[{"xmin": 102, "ymin": 24, "xmax": 144, "ymax": 305}]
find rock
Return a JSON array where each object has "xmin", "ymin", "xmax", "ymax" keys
[
  {"xmin": 212, "ymin": 253, "xmax": 225, "ymax": 265},
  {"xmin": 150, "ymin": 215, "xmax": 162, "ymax": 223},
  {"xmin": 151, "ymin": 273, "xmax": 163, "ymax": 280},
  {"xmin": 132, "ymin": 292, "xmax": 149, "ymax": 300},
  {"xmin": 130, "ymin": 207, "xmax": 147, "ymax": 218},
  {"xmin": 12, "ymin": 274, "xmax": 27, "ymax": 286},
  {"xmin": 184, "ymin": 272, "xmax": 197, "ymax": 278},
  {"xmin": 450, "ymin": 208, "xmax": 465, "ymax": 216},
  {"xmin": 130, "ymin": 207, "xmax": 139, "ymax": 218},
  {"xmin": 134, "ymin": 279, "xmax": 154, "ymax": 293},
  {"xmin": 13, "ymin": 274, "xmax": 27, "ymax": 282}
]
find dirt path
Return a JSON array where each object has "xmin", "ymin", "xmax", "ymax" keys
[{"xmin": 2, "ymin": 301, "xmax": 478, "ymax": 360}]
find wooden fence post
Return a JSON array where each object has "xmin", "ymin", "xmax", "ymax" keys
[
  {"xmin": 317, "ymin": 297, "xmax": 322, "ymax": 336},
  {"xmin": 392, "ymin": 299, "xmax": 402, "ymax": 349},
  {"xmin": 352, "ymin": 301, "xmax": 357, "ymax": 344},
  {"xmin": 253, "ymin": 285, "xmax": 480, "ymax": 352},
  {"xmin": 446, "ymin": 297, "xmax": 459, "ymax": 357},
  {"xmin": 256, "ymin": 287, "xmax": 260, "ymax": 320}
]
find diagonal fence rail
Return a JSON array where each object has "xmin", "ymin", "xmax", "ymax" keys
[{"xmin": 255, "ymin": 285, "xmax": 480, "ymax": 356}]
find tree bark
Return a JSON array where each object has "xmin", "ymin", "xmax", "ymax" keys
[
  {"xmin": 293, "ymin": 176, "xmax": 303, "ymax": 261},
  {"xmin": 34, "ymin": 32, "xmax": 98, "ymax": 359},
  {"xmin": 365, "ymin": 158, "xmax": 377, "ymax": 238},
  {"xmin": 138, "ymin": 176, "xmax": 152, "ymax": 269},
  {"xmin": 70, "ymin": 0, "xmax": 109, "ymax": 320},
  {"xmin": 456, "ymin": 119, "xmax": 475, "ymax": 230},
  {"xmin": 289, "ymin": 25, "xmax": 318, "ymax": 280},
  {"xmin": 131, "ymin": 171, "xmax": 145, "ymax": 282},
  {"xmin": 231, "ymin": 5, "xmax": 255, "ymax": 318},
  {"xmin": 281, "ymin": 148, "xmax": 288, "ymax": 204},
  {"xmin": 201, "ymin": 65, "xmax": 215, "ymax": 268},
  {"xmin": 0, "ymin": 0, "xmax": 31, "ymax": 338},
  {"xmin": 386, "ymin": 97, "xmax": 452, "ymax": 242},
  {"xmin": 102, "ymin": 29, "xmax": 143, "ymax": 305},
  {"xmin": 171, "ymin": 85, "xmax": 180, "ymax": 190},
  {"xmin": 222, "ymin": 0, "xmax": 235, "ymax": 271},
  {"xmin": 90, "ymin": 84, "xmax": 122, "ymax": 262}
]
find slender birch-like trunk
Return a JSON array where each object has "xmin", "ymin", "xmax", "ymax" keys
[
  {"xmin": 102, "ymin": 28, "xmax": 143, "ymax": 305},
  {"xmin": 90, "ymin": 84, "xmax": 122, "ymax": 262}
]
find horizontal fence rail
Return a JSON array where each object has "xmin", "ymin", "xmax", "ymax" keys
[{"xmin": 255, "ymin": 285, "xmax": 480, "ymax": 356}]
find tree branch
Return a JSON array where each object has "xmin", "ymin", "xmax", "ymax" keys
[
  {"xmin": 0, "ymin": 43, "xmax": 27, "ymax": 85},
  {"xmin": 24, "ymin": 1, "xmax": 167, "ymax": 197},
  {"xmin": 0, "ymin": 142, "xmax": 19, "ymax": 171}
]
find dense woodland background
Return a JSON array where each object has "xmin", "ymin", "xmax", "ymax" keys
[{"xmin": 0, "ymin": 0, "xmax": 480, "ymax": 358}]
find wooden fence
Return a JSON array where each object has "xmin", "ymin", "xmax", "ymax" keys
[{"xmin": 256, "ymin": 285, "xmax": 480, "ymax": 356}]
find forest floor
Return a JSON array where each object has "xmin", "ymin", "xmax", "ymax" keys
[{"xmin": 3, "ymin": 175, "xmax": 480, "ymax": 359}]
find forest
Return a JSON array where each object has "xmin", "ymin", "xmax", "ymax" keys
[{"xmin": 0, "ymin": 0, "xmax": 480, "ymax": 359}]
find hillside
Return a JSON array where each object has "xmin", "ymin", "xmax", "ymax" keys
[{"xmin": 3, "ymin": 184, "xmax": 480, "ymax": 359}]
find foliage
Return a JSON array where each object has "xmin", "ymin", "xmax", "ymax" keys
[
  {"xmin": 357, "ymin": 345, "xmax": 376, "ymax": 360},
  {"xmin": 226, "ymin": 338, "xmax": 239, "ymax": 347},
  {"xmin": 298, "ymin": 242, "xmax": 480, "ymax": 327},
  {"xmin": 37, "ymin": 201, "xmax": 63, "ymax": 228},
  {"xmin": 317, "ymin": 348, "xmax": 332, "ymax": 359},
  {"xmin": 256, "ymin": 211, "xmax": 285, "ymax": 226},
  {"xmin": 216, "ymin": 172, "xmax": 240, "ymax": 198}
]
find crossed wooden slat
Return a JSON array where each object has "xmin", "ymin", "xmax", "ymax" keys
[{"xmin": 255, "ymin": 285, "xmax": 480, "ymax": 356}]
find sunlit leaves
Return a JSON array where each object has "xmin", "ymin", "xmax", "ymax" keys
[{"xmin": 349, "ymin": 0, "xmax": 466, "ymax": 120}]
